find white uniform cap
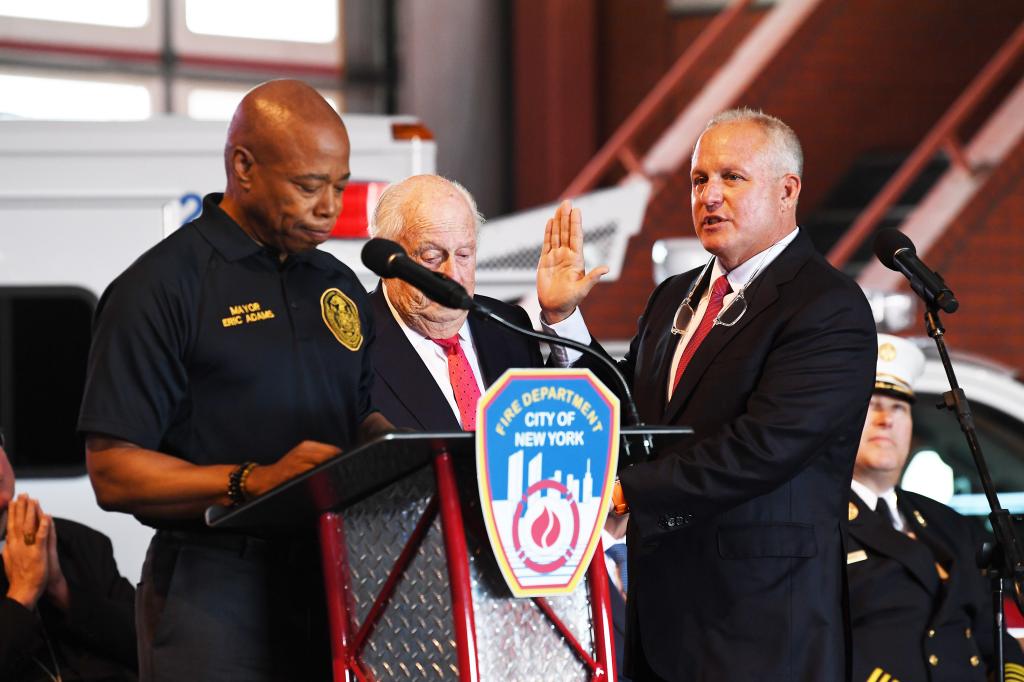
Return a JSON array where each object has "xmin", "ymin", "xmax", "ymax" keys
[{"xmin": 874, "ymin": 333, "xmax": 926, "ymax": 402}]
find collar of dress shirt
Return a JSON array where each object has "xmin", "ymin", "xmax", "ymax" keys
[
  {"xmin": 601, "ymin": 529, "xmax": 625, "ymax": 549},
  {"xmin": 713, "ymin": 226, "xmax": 800, "ymax": 291},
  {"xmin": 851, "ymin": 478, "xmax": 883, "ymax": 510},
  {"xmin": 381, "ymin": 282, "xmax": 485, "ymax": 428},
  {"xmin": 851, "ymin": 479, "xmax": 903, "ymax": 530},
  {"xmin": 664, "ymin": 228, "xmax": 800, "ymax": 399},
  {"xmin": 601, "ymin": 529, "xmax": 627, "ymax": 593}
]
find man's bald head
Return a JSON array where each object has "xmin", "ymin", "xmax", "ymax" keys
[
  {"xmin": 225, "ymin": 79, "xmax": 345, "ymax": 174},
  {"xmin": 219, "ymin": 79, "xmax": 352, "ymax": 256}
]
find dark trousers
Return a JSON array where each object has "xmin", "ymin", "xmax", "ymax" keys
[{"xmin": 137, "ymin": 530, "xmax": 329, "ymax": 682}]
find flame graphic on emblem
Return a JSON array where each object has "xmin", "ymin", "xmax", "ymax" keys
[{"xmin": 531, "ymin": 507, "xmax": 560, "ymax": 548}]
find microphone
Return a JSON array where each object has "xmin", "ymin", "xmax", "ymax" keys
[
  {"xmin": 361, "ymin": 238, "xmax": 477, "ymax": 311},
  {"xmin": 873, "ymin": 229, "xmax": 958, "ymax": 314},
  {"xmin": 360, "ymin": 238, "xmax": 654, "ymax": 462}
]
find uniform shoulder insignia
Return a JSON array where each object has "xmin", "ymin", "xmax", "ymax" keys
[
  {"xmin": 866, "ymin": 666, "xmax": 900, "ymax": 682},
  {"xmin": 320, "ymin": 288, "xmax": 363, "ymax": 351},
  {"xmin": 1005, "ymin": 661, "xmax": 1024, "ymax": 681},
  {"xmin": 913, "ymin": 509, "xmax": 927, "ymax": 527},
  {"xmin": 849, "ymin": 501, "xmax": 859, "ymax": 521}
]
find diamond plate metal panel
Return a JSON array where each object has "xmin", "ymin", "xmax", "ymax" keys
[
  {"xmin": 342, "ymin": 462, "xmax": 597, "ymax": 681},
  {"xmin": 469, "ymin": 545, "xmax": 594, "ymax": 682}
]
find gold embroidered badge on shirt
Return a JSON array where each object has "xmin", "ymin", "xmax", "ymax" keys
[{"xmin": 320, "ymin": 288, "xmax": 362, "ymax": 351}]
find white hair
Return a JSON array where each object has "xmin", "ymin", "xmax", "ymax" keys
[
  {"xmin": 369, "ymin": 174, "xmax": 484, "ymax": 241},
  {"xmin": 701, "ymin": 107, "xmax": 803, "ymax": 177}
]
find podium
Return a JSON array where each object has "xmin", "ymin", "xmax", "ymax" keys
[{"xmin": 207, "ymin": 427, "xmax": 690, "ymax": 681}]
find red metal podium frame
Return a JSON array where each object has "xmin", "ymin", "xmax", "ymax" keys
[{"xmin": 316, "ymin": 445, "xmax": 616, "ymax": 682}]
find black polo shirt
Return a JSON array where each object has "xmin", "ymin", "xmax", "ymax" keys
[{"xmin": 78, "ymin": 194, "xmax": 375, "ymax": 527}]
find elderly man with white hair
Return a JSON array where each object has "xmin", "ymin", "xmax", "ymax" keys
[
  {"xmin": 366, "ymin": 174, "xmax": 545, "ymax": 431},
  {"xmin": 847, "ymin": 333, "xmax": 1024, "ymax": 682}
]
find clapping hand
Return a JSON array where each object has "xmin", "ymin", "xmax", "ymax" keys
[{"xmin": 3, "ymin": 494, "xmax": 50, "ymax": 609}]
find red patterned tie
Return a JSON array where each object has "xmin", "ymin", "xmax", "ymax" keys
[
  {"xmin": 432, "ymin": 335, "xmax": 482, "ymax": 430},
  {"xmin": 671, "ymin": 275, "xmax": 732, "ymax": 395}
]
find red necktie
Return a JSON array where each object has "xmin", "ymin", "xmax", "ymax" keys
[
  {"xmin": 671, "ymin": 275, "xmax": 732, "ymax": 395},
  {"xmin": 432, "ymin": 335, "xmax": 481, "ymax": 430}
]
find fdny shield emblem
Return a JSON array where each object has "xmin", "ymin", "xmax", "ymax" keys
[
  {"xmin": 320, "ymin": 288, "xmax": 363, "ymax": 350},
  {"xmin": 476, "ymin": 369, "xmax": 619, "ymax": 597}
]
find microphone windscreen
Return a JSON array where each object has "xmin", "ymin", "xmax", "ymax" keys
[
  {"xmin": 872, "ymin": 228, "xmax": 915, "ymax": 271},
  {"xmin": 361, "ymin": 238, "xmax": 405, "ymax": 276}
]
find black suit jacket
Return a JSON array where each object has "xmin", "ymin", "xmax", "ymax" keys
[
  {"xmin": 848, "ymin": 489, "xmax": 1024, "ymax": 682},
  {"xmin": 369, "ymin": 286, "xmax": 544, "ymax": 430},
  {"xmin": 585, "ymin": 230, "xmax": 877, "ymax": 680},
  {"xmin": 0, "ymin": 518, "xmax": 137, "ymax": 681}
]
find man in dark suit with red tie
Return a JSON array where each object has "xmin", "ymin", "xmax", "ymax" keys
[
  {"xmin": 368, "ymin": 173, "xmax": 632, "ymax": 678},
  {"xmin": 538, "ymin": 108, "xmax": 877, "ymax": 680},
  {"xmin": 366, "ymin": 174, "xmax": 544, "ymax": 431},
  {"xmin": 847, "ymin": 333, "xmax": 1024, "ymax": 682}
]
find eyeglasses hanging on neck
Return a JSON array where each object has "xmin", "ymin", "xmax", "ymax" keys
[{"xmin": 670, "ymin": 241, "xmax": 781, "ymax": 336}]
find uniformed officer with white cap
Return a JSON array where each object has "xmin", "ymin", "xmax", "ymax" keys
[{"xmin": 847, "ymin": 333, "xmax": 1024, "ymax": 682}]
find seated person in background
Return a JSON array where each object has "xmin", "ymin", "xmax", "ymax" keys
[
  {"xmin": 847, "ymin": 334, "xmax": 1024, "ymax": 682},
  {"xmin": 367, "ymin": 174, "xmax": 544, "ymax": 431},
  {"xmin": 1, "ymin": 429, "xmax": 137, "ymax": 681}
]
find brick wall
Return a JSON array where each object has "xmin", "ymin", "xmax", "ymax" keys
[
  {"xmin": 575, "ymin": 0, "xmax": 1024, "ymax": 340},
  {"xmin": 922, "ymin": 138, "xmax": 1024, "ymax": 373}
]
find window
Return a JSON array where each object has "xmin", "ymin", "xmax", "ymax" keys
[
  {"xmin": 0, "ymin": 0, "xmax": 160, "ymax": 51},
  {"xmin": 0, "ymin": 287, "xmax": 96, "ymax": 476},
  {"xmin": 178, "ymin": 81, "xmax": 340, "ymax": 121},
  {"xmin": 0, "ymin": 0, "xmax": 364, "ymax": 122},
  {"xmin": 173, "ymin": 0, "xmax": 342, "ymax": 70},
  {"xmin": 0, "ymin": 71, "xmax": 154, "ymax": 120},
  {"xmin": 184, "ymin": 0, "xmax": 337, "ymax": 43},
  {"xmin": 0, "ymin": 0, "xmax": 150, "ymax": 28},
  {"xmin": 905, "ymin": 391, "xmax": 1024, "ymax": 544}
]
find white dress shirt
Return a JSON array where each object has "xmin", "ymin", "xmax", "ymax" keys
[
  {"xmin": 383, "ymin": 283, "xmax": 485, "ymax": 428},
  {"xmin": 602, "ymin": 529, "xmax": 627, "ymax": 595},
  {"xmin": 851, "ymin": 478, "xmax": 906, "ymax": 532}
]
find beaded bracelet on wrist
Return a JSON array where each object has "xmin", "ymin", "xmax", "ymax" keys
[{"xmin": 228, "ymin": 461, "xmax": 257, "ymax": 506}]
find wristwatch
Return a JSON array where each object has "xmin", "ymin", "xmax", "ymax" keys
[{"xmin": 612, "ymin": 478, "xmax": 629, "ymax": 516}]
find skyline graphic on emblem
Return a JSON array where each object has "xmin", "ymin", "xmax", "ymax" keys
[{"xmin": 491, "ymin": 449, "xmax": 602, "ymax": 582}]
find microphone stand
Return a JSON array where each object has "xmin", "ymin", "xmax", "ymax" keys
[
  {"xmin": 469, "ymin": 302, "xmax": 654, "ymax": 463},
  {"xmin": 923, "ymin": 303, "xmax": 1024, "ymax": 682}
]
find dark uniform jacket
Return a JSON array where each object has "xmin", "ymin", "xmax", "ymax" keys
[
  {"xmin": 848, "ymin": 488, "xmax": 1024, "ymax": 682},
  {"xmin": 369, "ymin": 286, "xmax": 544, "ymax": 430},
  {"xmin": 584, "ymin": 230, "xmax": 877, "ymax": 680},
  {"xmin": 0, "ymin": 518, "xmax": 137, "ymax": 681}
]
